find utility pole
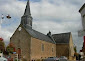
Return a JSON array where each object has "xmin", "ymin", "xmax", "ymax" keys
[{"xmin": 0, "ymin": 14, "xmax": 4, "ymax": 28}]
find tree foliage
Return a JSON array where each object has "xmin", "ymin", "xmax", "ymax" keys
[
  {"xmin": 6, "ymin": 42, "xmax": 15, "ymax": 53},
  {"xmin": 0, "ymin": 38, "xmax": 3, "ymax": 41},
  {"xmin": 74, "ymin": 46, "xmax": 77, "ymax": 53},
  {"xmin": 0, "ymin": 38, "xmax": 5, "ymax": 52}
]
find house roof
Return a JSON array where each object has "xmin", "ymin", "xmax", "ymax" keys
[
  {"xmin": 52, "ymin": 32, "xmax": 71, "ymax": 44},
  {"xmin": 79, "ymin": 3, "xmax": 85, "ymax": 12},
  {"xmin": 24, "ymin": 26, "xmax": 56, "ymax": 44}
]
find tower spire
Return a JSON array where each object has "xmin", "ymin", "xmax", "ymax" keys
[
  {"xmin": 21, "ymin": 0, "xmax": 33, "ymax": 29},
  {"xmin": 24, "ymin": 0, "xmax": 31, "ymax": 15}
]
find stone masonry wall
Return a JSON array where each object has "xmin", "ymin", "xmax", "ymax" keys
[
  {"xmin": 30, "ymin": 37, "xmax": 56, "ymax": 60},
  {"xmin": 56, "ymin": 44, "xmax": 69, "ymax": 58},
  {"xmin": 10, "ymin": 25, "xmax": 31, "ymax": 61}
]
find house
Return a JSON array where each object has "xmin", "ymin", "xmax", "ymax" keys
[
  {"xmin": 79, "ymin": 3, "xmax": 85, "ymax": 30},
  {"xmin": 79, "ymin": 3, "xmax": 85, "ymax": 54},
  {"xmin": 10, "ymin": 0, "xmax": 75, "ymax": 61}
]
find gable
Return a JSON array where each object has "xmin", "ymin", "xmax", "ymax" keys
[{"xmin": 10, "ymin": 24, "xmax": 31, "ymax": 40}]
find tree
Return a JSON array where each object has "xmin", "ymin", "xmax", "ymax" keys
[
  {"xmin": 0, "ymin": 38, "xmax": 5, "ymax": 52},
  {"xmin": 6, "ymin": 42, "xmax": 15, "ymax": 54},
  {"xmin": 0, "ymin": 38, "xmax": 3, "ymax": 41},
  {"xmin": 74, "ymin": 46, "xmax": 77, "ymax": 53}
]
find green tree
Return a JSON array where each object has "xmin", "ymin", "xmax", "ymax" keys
[
  {"xmin": 0, "ymin": 38, "xmax": 5, "ymax": 52},
  {"xmin": 74, "ymin": 46, "xmax": 77, "ymax": 53},
  {"xmin": 6, "ymin": 42, "xmax": 15, "ymax": 54}
]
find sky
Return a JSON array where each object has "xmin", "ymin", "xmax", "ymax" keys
[{"xmin": 0, "ymin": 0, "xmax": 84, "ymax": 52}]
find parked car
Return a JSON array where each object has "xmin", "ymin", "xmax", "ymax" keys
[
  {"xmin": 44, "ymin": 57, "xmax": 59, "ymax": 61},
  {"xmin": 59, "ymin": 56, "xmax": 68, "ymax": 61}
]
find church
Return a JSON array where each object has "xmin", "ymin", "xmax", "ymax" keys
[{"xmin": 10, "ymin": 0, "xmax": 75, "ymax": 61}]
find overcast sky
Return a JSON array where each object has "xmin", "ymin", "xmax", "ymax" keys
[{"xmin": 0, "ymin": 0, "xmax": 84, "ymax": 52}]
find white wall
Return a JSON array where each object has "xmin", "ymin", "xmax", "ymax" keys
[{"xmin": 80, "ymin": 7, "xmax": 85, "ymax": 30}]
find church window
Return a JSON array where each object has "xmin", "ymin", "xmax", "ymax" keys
[
  {"xmin": 52, "ymin": 47, "xmax": 53, "ymax": 52},
  {"xmin": 41, "ymin": 44, "xmax": 44, "ymax": 51}
]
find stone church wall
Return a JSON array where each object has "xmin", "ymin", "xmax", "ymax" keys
[
  {"xmin": 56, "ymin": 44, "xmax": 69, "ymax": 58},
  {"xmin": 10, "ymin": 25, "xmax": 31, "ymax": 60},
  {"xmin": 30, "ymin": 37, "xmax": 56, "ymax": 60}
]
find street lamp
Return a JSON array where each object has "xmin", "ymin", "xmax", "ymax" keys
[{"xmin": 0, "ymin": 14, "xmax": 11, "ymax": 28}]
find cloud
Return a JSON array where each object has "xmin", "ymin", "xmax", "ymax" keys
[
  {"xmin": 0, "ymin": 0, "xmax": 84, "ymax": 52},
  {"xmin": 0, "ymin": 0, "xmax": 26, "ymax": 45},
  {"xmin": 0, "ymin": 25, "xmax": 12, "ymax": 45},
  {"xmin": 32, "ymin": 0, "xmax": 84, "ymax": 52}
]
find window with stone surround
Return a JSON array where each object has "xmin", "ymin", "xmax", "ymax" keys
[
  {"xmin": 41, "ymin": 44, "xmax": 44, "ymax": 51},
  {"xmin": 52, "ymin": 47, "xmax": 53, "ymax": 52}
]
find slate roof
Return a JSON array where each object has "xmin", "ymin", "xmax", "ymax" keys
[
  {"xmin": 52, "ymin": 32, "xmax": 71, "ymax": 44},
  {"xmin": 24, "ymin": 26, "xmax": 56, "ymax": 44}
]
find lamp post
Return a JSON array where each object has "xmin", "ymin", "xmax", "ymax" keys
[
  {"xmin": 0, "ymin": 14, "xmax": 4, "ymax": 28},
  {"xmin": 0, "ymin": 14, "xmax": 11, "ymax": 28}
]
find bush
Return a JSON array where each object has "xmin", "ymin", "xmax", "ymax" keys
[{"xmin": 15, "ymin": 59, "xmax": 17, "ymax": 61}]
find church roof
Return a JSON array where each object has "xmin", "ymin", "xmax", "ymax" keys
[
  {"xmin": 52, "ymin": 32, "xmax": 71, "ymax": 44},
  {"xmin": 24, "ymin": 27, "xmax": 56, "ymax": 44}
]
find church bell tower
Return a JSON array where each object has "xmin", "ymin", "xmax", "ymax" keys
[{"xmin": 21, "ymin": 0, "xmax": 33, "ymax": 29}]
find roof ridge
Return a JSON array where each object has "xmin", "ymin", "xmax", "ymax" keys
[{"xmin": 32, "ymin": 29, "xmax": 47, "ymax": 36}]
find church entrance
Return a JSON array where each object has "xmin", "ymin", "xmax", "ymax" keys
[{"xmin": 17, "ymin": 48, "xmax": 21, "ymax": 59}]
